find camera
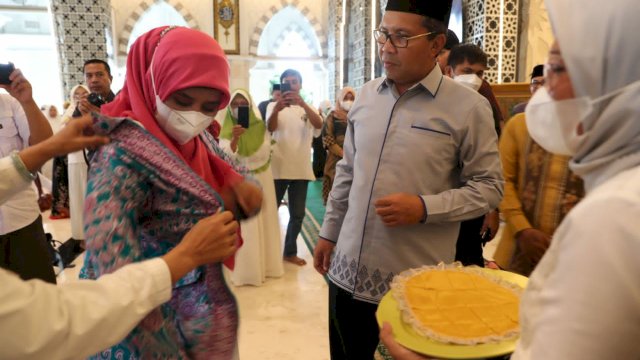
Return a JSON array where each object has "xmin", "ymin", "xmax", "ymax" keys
[
  {"xmin": 87, "ymin": 93, "xmax": 106, "ymax": 107},
  {"xmin": 72, "ymin": 92, "xmax": 106, "ymax": 117},
  {"xmin": 0, "ymin": 63, "xmax": 15, "ymax": 85}
]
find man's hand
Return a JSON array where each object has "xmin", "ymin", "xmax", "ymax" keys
[
  {"xmin": 374, "ymin": 193, "xmax": 425, "ymax": 227},
  {"xmin": 284, "ymin": 92, "xmax": 304, "ymax": 107},
  {"xmin": 313, "ymin": 237, "xmax": 336, "ymax": 275},
  {"xmin": 515, "ymin": 228, "xmax": 552, "ymax": 264},
  {"xmin": 379, "ymin": 323, "xmax": 431, "ymax": 360},
  {"xmin": 0, "ymin": 68, "xmax": 34, "ymax": 104},
  {"xmin": 481, "ymin": 210, "xmax": 500, "ymax": 241},
  {"xmin": 77, "ymin": 94, "xmax": 101, "ymax": 115},
  {"xmin": 232, "ymin": 180, "xmax": 263, "ymax": 218},
  {"xmin": 274, "ymin": 97, "xmax": 288, "ymax": 111},
  {"xmin": 162, "ymin": 211, "xmax": 239, "ymax": 283}
]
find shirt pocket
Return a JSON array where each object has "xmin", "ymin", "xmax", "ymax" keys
[
  {"xmin": 409, "ymin": 120, "xmax": 452, "ymax": 140},
  {"xmin": 406, "ymin": 119, "xmax": 456, "ymax": 166}
]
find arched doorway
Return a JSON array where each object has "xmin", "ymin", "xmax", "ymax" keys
[
  {"xmin": 112, "ymin": 1, "xmax": 193, "ymax": 91},
  {"xmin": 250, "ymin": 5, "xmax": 327, "ymax": 110}
]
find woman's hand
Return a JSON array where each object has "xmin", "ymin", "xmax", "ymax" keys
[
  {"xmin": 232, "ymin": 180, "xmax": 263, "ymax": 218},
  {"xmin": 379, "ymin": 323, "xmax": 432, "ymax": 360},
  {"xmin": 18, "ymin": 114, "xmax": 110, "ymax": 172},
  {"xmin": 162, "ymin": 211, "xmax": 239, "ymax": 283},
  {"xmin": 231, "ymin": 125, "xmax": 246, "ymax": 139},
  {"xmin": 229, "ymin": 125, "xmax": 246, "ymax": 153}
]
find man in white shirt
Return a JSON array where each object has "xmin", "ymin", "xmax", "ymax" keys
[
  {"xmin": 0, "ymin": 114, "xmax": 241, "ymax": 360},
  {"xmin": 0, "ymin": 67, "xmax": 55, "ymax": 283},
  {"xmin": 266, "ymin": 69, "xmax": 323, "ymax": 266}
]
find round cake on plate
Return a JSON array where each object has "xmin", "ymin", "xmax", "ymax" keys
[{"xmin": 391, "ymin": 263, "xmax": 523, "ymax": 345}]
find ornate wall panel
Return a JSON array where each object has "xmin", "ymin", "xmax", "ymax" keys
[
  {"xmin": 463, "ymin": 0, "xmax": 519, "ymax": 83},
  {"xmin": 51, "ymin": 0, "xmax": 113, "ymax": 96}
]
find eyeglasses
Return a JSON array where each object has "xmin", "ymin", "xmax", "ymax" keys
[
  {"xmin": 373, "ymin": 30, "xmax": 434, "ymax": 48},
  {"xmin": 531, "ymin": 79, "xmax": 545, "ymax": 86}
]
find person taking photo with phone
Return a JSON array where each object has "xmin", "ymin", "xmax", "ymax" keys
[
  {"xmin": 0, "ymin": 67, "xmax": 56, "ymax": 284},
  {"xmin": 216, "ymin": 89, "xmax": 284, "ymax": 286},
  {"xmin": 266, "ymin": 69, "xmax": 323, "ymax": 266}
]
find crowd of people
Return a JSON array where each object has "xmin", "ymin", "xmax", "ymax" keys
[{"xmin": 0, "ymin": 0, "xmax": 638, "ymax": 359}]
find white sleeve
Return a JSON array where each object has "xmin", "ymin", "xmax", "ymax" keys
[
  {"xmin": 513, "ymin": 195, "xmax": 640, "ymax": 359},
  {"xmin": 0, "ymin": 156, "xmax": 31, "ymax": 204},
  {"xmin": 0, "ymin": 258, "xmax": 172, "ymax": 360},
  {"xmin": 265, "ymin": 102, "xmax": 276, "ymax": 126}
]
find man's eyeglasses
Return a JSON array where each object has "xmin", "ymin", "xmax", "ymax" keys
[{"xmin": 373, "ymin": 30, "xmax": 434, "ymax": 48}]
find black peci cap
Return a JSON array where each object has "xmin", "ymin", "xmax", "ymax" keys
[
  {"xmin": 385, "ymin": 0, "xmax": 453, "ymax": 26},
  {"xmin": 530, "ymin": 64, "xmax": 544, "ymax": 79}
]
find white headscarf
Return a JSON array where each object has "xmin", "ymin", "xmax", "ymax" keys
[
  {"xmin": 42, "ymin": 105, "xmax": 62, "ymax": 133},
  {"xmin": 335, "ymin": 87, "xmax": 356, "ymax": 111},
  {"xmin": 546, "ymin": 0, "xmax": 640, "ymax": 190},
  {"xmin": 61, "ymin": 84, "xmax": 90, "ymax": 124}
]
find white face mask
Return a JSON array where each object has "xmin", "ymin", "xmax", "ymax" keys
[
  {"xmin": 151, "ymin": 63, "xmax": 215, "ymax": 145},
  {"xmin": 454, "ymin": 74, "xmax": 483, "ymax": 92},
  {"xmin": 231, "ymin": 107, "xmax": 239, "ymax": 119},
  {"xmin": 155, "ymin": 98, "xmax": 214, "ymax": 145},
  {"xmin": 525, "ymin": 87, "xmax": 591, "ymax": 156},
  {"xmin": 341, "ymin": 100, "xmax": 353, "ymax": 111}
]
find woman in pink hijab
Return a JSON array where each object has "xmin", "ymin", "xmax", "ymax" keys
[{"xmin": 80, "ymin": 26, "xmax": 261, "ymax": 359}]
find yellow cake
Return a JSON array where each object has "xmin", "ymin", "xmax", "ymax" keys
[{"xmin": 391, "ymin": 264, "xmax": 522, "ymax": 345}]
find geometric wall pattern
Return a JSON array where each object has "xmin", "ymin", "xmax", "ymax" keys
[
  {"xmin": 51, "ymin": 0, "xmax": 113, "ymax": 97},
  {"xmin": 327, "ymin": 0, "xmax": 343, "ymax": 101},
  {"xmin": 117, "ymin": 0, "xmax": 200, "ymax": 56},
  {"xmin": 463, "ymin": 0, "xmax": 519, "ymax": 83}
]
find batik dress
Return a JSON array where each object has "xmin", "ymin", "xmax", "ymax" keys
[{"xmin": 81, "ymin": 114, "xmax": 250, "ymax": 359}]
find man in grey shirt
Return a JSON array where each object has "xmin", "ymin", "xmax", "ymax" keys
[{"xmin": 313, "ymin": 0, "xmax": 503, "ymax": 358}]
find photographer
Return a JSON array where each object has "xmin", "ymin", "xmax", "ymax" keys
[
  {"xmin": 68, "ymin": 59, "xmax": 115, "ymax": 244},
  {"xmin": 266, "ymin": 69, "xmax": 323, "ymax": 266},
  {"xmin": 78, "ymin": 59, "xmax": 115, "ymax": 113},
  {"xmin": 0, "ymin": 67, "xmax": 56, "ymax": 284}
]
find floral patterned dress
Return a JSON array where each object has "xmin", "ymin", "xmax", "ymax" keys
[{"xmin": 80, "ymin": 114, "xmax": 249, "ymax": 359}]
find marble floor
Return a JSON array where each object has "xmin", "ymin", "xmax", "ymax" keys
[{"xmin": 46, "ymin": 208, "xmax": 500, "ymax": 360}]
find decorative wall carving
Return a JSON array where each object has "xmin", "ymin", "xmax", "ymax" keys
[
  {"xmin": 463, "ymin": 0, "xmax": 520, "ymax": 83},
  {"xmin": 51, "ymin": 0, "xmax": 113, "ymax": 96}
]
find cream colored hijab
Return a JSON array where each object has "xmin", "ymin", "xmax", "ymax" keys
[
  {"xmin": 61, "ymin": 84, "xmax": 90, "ymax": 124},
  {"xmin": 546, "ymin": 0, "xmax": 640, "ymax": 190}
]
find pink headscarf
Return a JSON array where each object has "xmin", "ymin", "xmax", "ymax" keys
[{"xmin": 102, "ymin": 26, "xmax": 240, "ymax": 192}]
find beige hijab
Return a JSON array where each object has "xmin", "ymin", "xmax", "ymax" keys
[
  {"xmin": 546, "ymin": 0, "xmax": 640, "ymax": 190},
  {"xmin": 332, "ymin": 87, "xmax": 356, "ymax": 120}
]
